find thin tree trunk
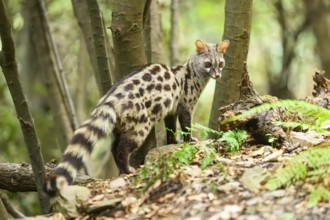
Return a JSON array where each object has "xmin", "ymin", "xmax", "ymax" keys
[
  {"xmin": 208, "ymin": 0, "xmax": 253, "ymax": 134},
  {"xmin": 0, "ymin": 0, "xmax": 50, "ymax": 213},
  {"xmin": 304, "ymin": 0, "xmax": 330, "ymax": 77},
  {"xmin": 71, "ymin": 0, "xmax": 101, "ymax": 94},
  {"xmin": 170, "ymin": 0, "xmax": 180, "ymax": 66},
  {"xmin": 144, "ymin": 0, "xmax": 166, "ymax": 146},
  {"xmin": 86, "ymin": 0, "xmax": 112, "ymax": 93},
  {"xmin": 29, "ymin": 0, "xmax": 73, "ymax": 148},
  {"xmin": 36, "ymin": 0, "xmax": 78, "ymax": 131}
]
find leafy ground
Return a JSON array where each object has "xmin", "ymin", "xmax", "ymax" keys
[{"xmin": 49, "ymin": 130, "xmax": 330, "ymax": 220}]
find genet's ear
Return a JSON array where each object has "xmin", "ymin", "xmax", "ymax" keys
[
  {"xmin": 217, "ymin": 40, "xmax": 230, "ymax": 54},
  {"xmin": 195, "ymin": 40, "xmax": 208, "ymax": 54}
]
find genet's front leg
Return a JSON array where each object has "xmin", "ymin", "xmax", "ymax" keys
[
  {"xmin": 165, "ymin": 114, "xmax": 178, "ymax": 144},
  {"xmin": 178, "ymin": 107, "xmax": 197, "ymax": 143}
]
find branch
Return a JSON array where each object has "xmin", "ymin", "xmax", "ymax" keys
[
  {"xmin": 0, "ymin": 0, "xmax": 50, "ymax": 213},
  {"xmin": 0, "ymin": 162, "xmax": 97, "ymax": 192},
  {"xmin": 0, "ymin": 193, "xmax": 25, "ymax": 218},
  {"xmin": 86, "ymin": 0, "xmax": 112, "ymax": 94}
]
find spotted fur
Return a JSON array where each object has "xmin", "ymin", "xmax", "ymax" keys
[{"xmin": 45, "ymin": 39, "xmax": 230, "ymax": 196}]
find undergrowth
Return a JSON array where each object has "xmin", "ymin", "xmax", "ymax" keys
[
  {"xmin": 136, "ymin": 125, "xmax": 247, "ymax": 190},
  {"xmin": 227, "ymin": 99, "xmax": 330, "ymax": 205}
]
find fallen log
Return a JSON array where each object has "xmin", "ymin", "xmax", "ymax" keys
[{"xmin": 0, "ymin": 162, "xmax": 96, "ymax": 192}]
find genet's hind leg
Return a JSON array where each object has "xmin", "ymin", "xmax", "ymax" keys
[{"xmin": 112, "ymin": 136, "xmax": 138, "ymax": 174}]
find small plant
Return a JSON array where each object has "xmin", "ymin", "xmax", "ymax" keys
[{"xmin": 219, "ymin": 130, "xmax": 247, "ymax": 152}]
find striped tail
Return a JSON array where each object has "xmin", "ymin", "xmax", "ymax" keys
[{"xmin": 45, "ymin": 103, "xmax": 116, "ymax": 196}]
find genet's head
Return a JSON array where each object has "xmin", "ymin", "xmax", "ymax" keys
[{"xmin": 191, "ymin": 39, "xmax": 230, "ymax": 79}]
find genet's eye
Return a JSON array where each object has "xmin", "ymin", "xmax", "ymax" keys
[
  {"xmin": 219, "ymin": 62, "xmax": 224, "ymax": 68},
  {"xmin": 204, "ymin": 62, "xmax": 212, "ymax": 68}
]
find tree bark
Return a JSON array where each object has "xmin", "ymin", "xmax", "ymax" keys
[
  {"xmin": 110, "ymin": 0, "xmax": 155, "ymax": 168},
  {"xmin": 28, "ymin": 0, "xmax": 73, "ymax": 148},
  {"xmin": 144, "ymin": 0, "xmax": 166, "ymax": 147},
  {"xmin": 86, "ymin": 0, "xmax": 113, "ymax": 93},
  {"xmin": 110, "ymin": 0, "xmax": 147, "ymax": 82},
  {"xmin": 0, "ymin": 0, "xmax": 50, "ymax": 213},
  {"xmin": 170, "ymin": 0, "xmax": 180, "ymax": 66},
  {"xmin": 303, "ymin": 0, "xmax": 330, "ymax": 78},
  {"xmin": 209, "ymin": 0, "xmax": 253, "ymax": 134}
]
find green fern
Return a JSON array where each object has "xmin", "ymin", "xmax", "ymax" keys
[
  {"xmin": 265, "ymin": 146, "xmax": 330, "ymax": 205},
  {"xmin": 227, "ymin": 100, "xmax": 330, "ymax": 134}
]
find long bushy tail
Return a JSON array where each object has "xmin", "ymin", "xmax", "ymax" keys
[{"xmin": 45, "ymin": 102, "xmax": 116, "ymax": 196}]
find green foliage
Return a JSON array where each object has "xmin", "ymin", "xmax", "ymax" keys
[
  {"xmin": 265, "ymin": 147, "xmax": 330, "ymax": 206},
  {"xmin": 193, "ymin": 124, "xmax": 247, "ymax": 152},
  {"xmin": 228, "ymin": 100, "xmax": 330, "ymax": 134},
  {"xmin": 136, "ymin": 142, "xmax": 218, "ymax": 190},
  {"xmin": 219, "ymin": 130, "xmax": 247, "ymax": 152}
]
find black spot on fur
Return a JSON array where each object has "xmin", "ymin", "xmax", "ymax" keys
[
  {"xmin": 103, "ymin": 101, "xmax": 115, "ymax": 108},
  {"xmin": 172, "ymin": 83, "xmax": 177, "ymax": 90},
  {"xmin": 151, "ymin": 103, "xmax": 162, "ymax": 114},
  {"xmin": 160, "ymin": 64, "xmax": 168, "ymax": 70},
  {"xmin": 150, "ymin": 65, "xmax": 161, "ymax": 74},
  {"xmin": 128, "ymin": 93, "xmax": 135, "ymax": 99},
  {"xmin": 135, "ymin": 93, "xmax": 140, "ymax": 98},
  {"xmin": 164, "ymin": 71, "xmax": 171, "ymax": 80},
  {"xmin": 190, "ymin": 85, "xmax": 194, "ymax": 93},
  {"xmin": 139, "ymin": 88, "xmax": 145, "ymax": 96},
  {"xmin": 124, "ymin": 83, "xmax": 134, "ymax": 90},
  {"xmin": 62, "ymin": 153, "xmax": 84, "ymax": 170},
  {"xmin": 70, "ymin": 133, "xmax": 93, "ymax": 153},
  {"xmin": 147, "ymin": 84, "xmax": 155, "ymax": 92},
  {"xmin": 171, "ymin": 65, "xmax": 183, "ymax": 74},
  {"xmin": 155, "ymin": 97, "xmax": 162, "ymax": 102},
  {"xmin": 142, "ymin": 73, "xmax": 152, "ymax": 81},
  {"xmin": 115, "ymin": 93, "xmax": 125, "ymax": 99},
  {"xmin": 164, "ymin": 98, "xmax": 171, "ymax": 107},
  {"xmin": 126, "ymin": 116, "xmax": 139, "ymax": 123},
  {"xmin": 155, "ymin": 84, "xmax": 162, "ymax": 91},
  {"xmin": 157, "ymin": 76, "xmax": 164, "ymax": 82},
  {"xmin": 164, "ymin": 84, "xmax": 171, "ymax": 91},
  {"xmin": 135, "ymin": 103, "xmax": 141, "ymax": 111},
  {"xmin": 145, "ymin": 100, "xmax": 152, "ymax": 108},
  {"xmin": 133, "ymin": 79, "xmax": 140, "ymax": 85},
  {"xmin": 138, "ymin": 130, "xmax": 144, "ymax": 136},
  {"xmin": 139, "ymin": 114, "xmax": 147, "ymax": 123}
]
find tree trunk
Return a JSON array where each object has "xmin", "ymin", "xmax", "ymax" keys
[
  {"xmin": 110, "ymin": 0, "xmax": 155, "ymax": 168},
  {"xmin": 304, "ymin": 0, "xmax": 330, "ymax": 77},
  {"xmin": 170, "ymin": 0, "xmax": 180, "ymax": 66},
  {"xmin": 110, "ymin": 0, "xmax": 147, "ymax": 82},
  {"xmin": 208, "ymin": 0, "xmax": 253, "ymax": 134},
  {"xmin": 144, "ymin": 0, "xmax": 166, "ymax": 147},
  {"xmin": 0, "ymin": 0, "xmax": 50, "ymax": 213},
  {"xmin": 28, "ymin": 0, "xmax": 74, "ymax": 148}
]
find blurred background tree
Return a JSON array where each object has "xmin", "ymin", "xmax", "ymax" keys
[{"xmin": 1, "ymin": 0, "xmax": 330, "ymax": 215}]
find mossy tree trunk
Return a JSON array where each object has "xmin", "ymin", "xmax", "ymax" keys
[{"xmin": 208, "ymin": 0, "xmax": 253, "ymax": 134}]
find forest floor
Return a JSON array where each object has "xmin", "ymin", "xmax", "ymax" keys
[{"xmin": 48, "ymin": 136, "xmax": 330, "ymax": 220}]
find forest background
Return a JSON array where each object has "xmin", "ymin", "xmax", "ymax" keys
[{"xmin": 0, "ymin": 0, "xmax": 329, "ymax": 215}]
